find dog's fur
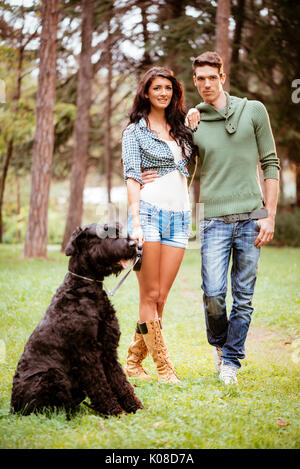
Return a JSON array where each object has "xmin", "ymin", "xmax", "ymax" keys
[{"xmin": 11, "ymin": 223, "xmax": 143, "ymax": 417}]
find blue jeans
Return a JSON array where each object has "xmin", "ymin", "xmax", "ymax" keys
[{"xmin": 200, "ymin": 219, "xmax": 261, "ymax": 368}]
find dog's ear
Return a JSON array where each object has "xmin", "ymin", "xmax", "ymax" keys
[{"xmin": 65, "ymin": 227, "xmax": 84, "ymax": 256}]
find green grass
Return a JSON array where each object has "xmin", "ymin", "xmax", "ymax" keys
[{"xmin": 0, "ymin": 244, "xmax": 299, "ymax": 449}]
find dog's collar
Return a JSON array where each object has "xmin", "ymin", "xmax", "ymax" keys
[
  {"xmin": 68, "ymin": 271, "xmax": 103, "ymax": 284},
  {"xmin": 68, "ymin": 256, "xmax": 139, "ymax": 296}
]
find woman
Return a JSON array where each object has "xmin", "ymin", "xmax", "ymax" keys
[{"xmin": 122, "ymin": 67, "xmax": 196, "ymax": 384}]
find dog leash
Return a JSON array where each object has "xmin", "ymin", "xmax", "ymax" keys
[
  {"xmin": 68, "ymin": 257, "xmax": 139, "ymax": 297},
  {"xmin": 104, "ymin": 257, "xmax": 140, "ymax": 297}
]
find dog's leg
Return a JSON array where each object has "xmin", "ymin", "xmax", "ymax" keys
[
  {"xmin": 104, "ymin": 359, "xmax": 144, "ymax": 413},
  {"xmin": 78, "ymin": 353, "xmax": 124, "ymax": 416},
  {"xmin": 11, "ymin": 369, "xmax": 73, "ymax": 416},
  {"xmin": 102, "ymin": 318, "xmax": 143, "ymax": 414}
]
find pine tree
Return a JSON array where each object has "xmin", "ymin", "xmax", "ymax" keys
[{"xmin": 23, "ymin": 0, "xmax": 59, "ymax": 258}]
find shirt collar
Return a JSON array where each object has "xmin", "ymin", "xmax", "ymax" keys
[
  {"xmin": 137, "ymin": 117, "xmax": 147, "ymax": 129},
  {"xmin": 137, "ymin": 117, "xmax": 162, "ymax": 141}
]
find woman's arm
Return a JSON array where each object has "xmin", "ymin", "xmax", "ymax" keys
[
  {"xmin": 127, "ymin": 178, "xmax": 144, "ymax": 245},
  {"xmin": 122, "ymin": 126, "xmax": 144, "ymax": 244}
]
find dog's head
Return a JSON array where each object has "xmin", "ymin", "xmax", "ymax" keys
[{"xmin": 65, "ymin": 222, "xmax": 138, "ymax": 279}]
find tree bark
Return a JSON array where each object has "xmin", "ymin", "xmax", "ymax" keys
[
  {"xmin": 61, "ymin": 0, "xmax": 94, "ymax": 251},
  {"xmin": 296, "ymin": 164, "xmax": 300, "ymax": 208},
  {"xmin": 158, "ymin": 0, "xmax": 184, "ymax": 75},
  {"xmin": 139, "ymin": 1, "xmax": 152, "ymax": 72},
  {"xmin": 105, "ymin": 22, "xmax": 112, "ymax": 204},
  {"xmin": 231, "ymin": 0, "xmax": 246, "ymax": 65},
  {"xmin": 216, "ymin": 0, "xmax": 231, "ymax": 91},
  {"xmin": 0, "ymin": 38, "xmax": 24, "ymax": 243},
  {"xmin": 0, "ymin": 139, "xmax": 13, "ymax": 243},
  {"xmin": 23, "ymin": 0, "xmax": 59, "ymax": 258},
  {"xmin": 16, "ymin": 173, "xmax": 21, "ymax": 243}
]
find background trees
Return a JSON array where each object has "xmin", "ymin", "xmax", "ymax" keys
[
  {"xmin": 0, "ymin": 0, "xmax": 299, "ymax": 254},
  {"xmin": 23, "ymin": 0, "xmax": 60, "ymax": 258}
]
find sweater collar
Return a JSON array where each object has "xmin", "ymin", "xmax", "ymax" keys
[{"xmin": 196, "ymin": 92, "xmax": 248, "ymax": 134}]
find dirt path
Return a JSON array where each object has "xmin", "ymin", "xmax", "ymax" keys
[{"xmin": 247, "ymin": 326, "xmax": 300, "ymax": 366}]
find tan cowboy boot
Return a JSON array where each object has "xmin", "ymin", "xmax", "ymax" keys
[
  {"xmin": 139, "ymin": 319, "xmax": 180, "ymax": 384},
  {"xmin": 125, "ymin": 323, "xmax": 152, "ymax": 380}
]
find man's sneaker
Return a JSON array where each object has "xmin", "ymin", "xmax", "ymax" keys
[
  {"xmin": 215, "ymin": 347, "xmax": 223, "ymax": 372},
  {"xmin": 219, "ymin": 363, "xmax": 238, "ymax": 385}
]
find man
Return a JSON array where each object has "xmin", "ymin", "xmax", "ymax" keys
[{"xmin": 142, "ymin": 51, "xmax": 280, "ymax": 385}]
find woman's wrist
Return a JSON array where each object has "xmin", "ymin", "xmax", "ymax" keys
[{"xmin": 132, "ymin": 218, "xmax": 141, "ymax": 228}]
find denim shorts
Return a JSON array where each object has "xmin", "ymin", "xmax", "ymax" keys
[{"xmin": 127, "ymin": 200, "xmax": 191, "ymax": 248}]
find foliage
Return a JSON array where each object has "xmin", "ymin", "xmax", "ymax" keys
[
  {"xmin": 1, "ymin": 0, "xmax": 300, "ymax": 247},
  {"xmin": 272, "ymin": 209, "xmax": 300, "ymax": 247},
  {"xmin": 0, "ymin": 245, "xmax": 299, "ymax": 448}
]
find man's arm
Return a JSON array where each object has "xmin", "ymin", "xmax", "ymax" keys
[
  {"xmin": 254, "ymin": 178, "xmax": 279, "ymax": 248},
  {"xmin": 250, "ymin": 100, "xmax": 280, "ymax": 248}
]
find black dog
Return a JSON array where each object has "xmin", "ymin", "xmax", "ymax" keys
[{"xmin": 11, "ymin": 223, "xmax": 143, "ymax": 417}]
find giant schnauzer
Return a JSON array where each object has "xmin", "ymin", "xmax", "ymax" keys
[{"xmin": 11, "ymin": 223, "xmax": 143, "ymax": 417}]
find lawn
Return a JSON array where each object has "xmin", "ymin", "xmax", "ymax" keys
[{"xmin": 0, "ymin": 244, "xmax": 299, "ymax": 449}]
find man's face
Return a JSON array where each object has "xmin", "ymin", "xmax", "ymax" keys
[{"xmin": 193, "ymin": 65, "xmax": 226, "ymax": 104}]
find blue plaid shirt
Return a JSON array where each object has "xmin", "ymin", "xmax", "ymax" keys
[{"xmin": 122, "ymin": 118, "xmax": 192, "ymax": 185}]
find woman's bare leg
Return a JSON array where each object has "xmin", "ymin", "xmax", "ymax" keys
[
  {"xmin": 157, "ymin": 245, "xmax": 186, "ymax": 321},
  {"xmin": 136, "ymin": 243, "xmax": 185, "ymax": 323},
  {"xmin": 136, "ymin": 241, "xmax": 161, "ymax": 323}
]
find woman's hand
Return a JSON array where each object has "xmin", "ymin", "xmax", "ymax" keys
[
  {"xmin": 186, "ymin": 108, "xmax": 201, "ymax": 131},
  {"xmin": 141, "ymin": 170, "xmax": 158, "ymax": 188},
  {"xmin": 132, "ymin": 224, "xmax": 145, "ymax": 245}
]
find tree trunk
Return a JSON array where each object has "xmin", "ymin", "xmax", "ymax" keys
[
  {"xmin": 296, "ymin": 164, "xmax": 300, "ymax": 208},
  {"xmin": 159, "ymin": 0, "xmax": 184, "ymax": 75},
  {"xmin": 16, "ymin": 173, "xmax": 21, "ymax": 243},
  {"xmin": 139, "ymin": 1, "xmax": 152, "ymax": 73},
  {"xmin": 0, "ymin": 139, "xmax": 13, "ymax": 243},
  {"xmin": 0, "ymin": 41, "xmax": 24, "ymax": 243},
  {"xmin": 61, "ymin": 0, "xmax": 94, "ymax": 251},
  {"xmin": 231, "ymin": 0, "xmax": 246, "ymax": 65},
  {"xmin": 23, "ymin": 0, "xmax": 59, "ymax": 258},
  {"xmin": 105, "ymin": 19, "xmax": 112, "ymax": 204},
  {"xmin": 216, "ymin": 0, "xmax": 231, "ymax": 91}
]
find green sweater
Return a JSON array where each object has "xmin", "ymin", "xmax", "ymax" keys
[{"xmin": 193, "ymin": 92, "xmax": 280, "ymax": 218}]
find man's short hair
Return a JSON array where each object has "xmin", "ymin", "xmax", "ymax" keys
[{"xmin": 193, "ymin": 51, "xmax": 224, "ymax": 75}]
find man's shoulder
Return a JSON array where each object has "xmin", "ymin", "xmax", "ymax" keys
[
  {"xmin": 245, "ymin": 99, "xmax": 269, "ymax": 125},
  {"xmin": 245, "ymin": 98, "xmax": 266, "ymax": 110},
  {"xmin": 230, "ymin": 95, "xmax": 265, "ymax": 110}
]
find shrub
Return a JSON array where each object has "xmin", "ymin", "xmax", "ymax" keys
[{"xmin": 272, "ymin": 208, "xmax": 300, "ymax": 247}]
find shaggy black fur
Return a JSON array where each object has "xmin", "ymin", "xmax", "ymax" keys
[{"xmin": 11, "ymin": 223, "xmax": 143, "ymax": 417}]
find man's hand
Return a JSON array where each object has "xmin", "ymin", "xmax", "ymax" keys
[
  {"xmin": 186, "ymin": 108, "xmax": 201, "ymax": 131},
  {"xmin": 254, "ymin": 216, "xmax": 275, "ymax": 248},
  {"xmin": 141, "ymin": 170, "xmax": 158, "ymax": 188}
]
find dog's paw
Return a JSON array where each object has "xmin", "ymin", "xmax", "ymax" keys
[
  {"xmin": 120, "ymin": 396, "xmax": 144, "ymax": 414},
  {"xmin": 108, "ymin": 404, "xmax": 124, "ymax": 416},
  {"xmin": 86, "ymin": 400, "xmax": 123, "ymax": 417}
]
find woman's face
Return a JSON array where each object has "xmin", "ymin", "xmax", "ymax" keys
[{"xmin": 145, "ymin": 76, "xmax": 173, "ymax": 111}]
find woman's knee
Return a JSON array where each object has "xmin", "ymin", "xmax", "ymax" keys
[
  {"xmin": 157, "ymin": 290, "xmax": 168, "ymax": 310},
  {"xmin": 140, "ymin": 287, "xmax": 160, "ymax": 306}
]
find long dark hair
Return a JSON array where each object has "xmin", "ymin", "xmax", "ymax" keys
[{"xmin": 128, "ymin": 66, "xmax": 196, "ymax": 161}]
